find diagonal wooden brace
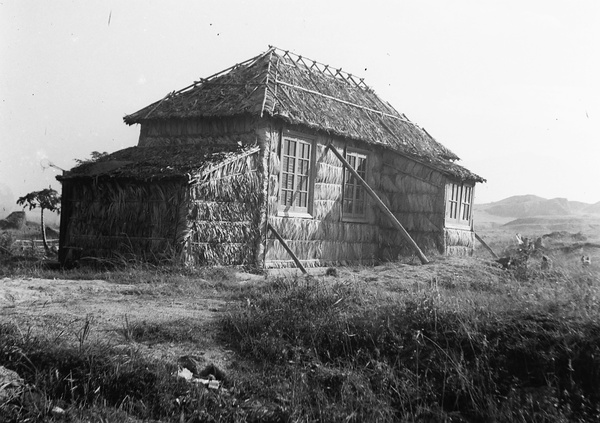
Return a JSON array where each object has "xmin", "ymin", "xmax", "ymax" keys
[{"xmin": 268, "ymin": 223, "xmax": 308, "ymax": 273}]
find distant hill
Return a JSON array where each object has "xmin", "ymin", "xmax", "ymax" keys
[
  {"xmin": 474, "ymin": 195, "xmax": 600, "ymax": 236},
  {"xmin": 0, "ymin": 211, "xmax": 59, "ymax": 239},
  {"xmin": 584, "ymin": 201, "xmax": 600, "ymax": 215},
  {"xmin": 502, "ymin": 215, "xmax": 600, "ymax": 234},
  {"xmin": 475, "ymin": 195, "xmax": 600, "ymax": 219}
]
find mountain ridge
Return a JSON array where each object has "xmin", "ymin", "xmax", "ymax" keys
[{"xmin": 476, "ymin": 195, "xmax": 600, "ymax": 218}]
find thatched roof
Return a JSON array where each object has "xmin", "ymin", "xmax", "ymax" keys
[
  {"xmin": 59, "ymin": 142, "xmax": 257, "ymax": 182},
  {"xmin": 123, "ymin": 47, "xmax": 484, "ymax": 182}
]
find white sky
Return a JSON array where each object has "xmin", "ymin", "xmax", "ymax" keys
[{"xmin": 1, "ymin": 0, "xmax": 599, "ymax": 212}]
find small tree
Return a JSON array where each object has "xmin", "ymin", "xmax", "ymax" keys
[
  {"xmin": 74, "ymin": 151, "xmax": 109, "ymax": 165},
  {"xmin": 17, "ymin": 188, "xmax": 61, "ymax": 252}
]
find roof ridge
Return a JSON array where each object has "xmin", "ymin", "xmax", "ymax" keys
[{"xmin": 268, "ymin": 45, "xmax": 370, "ymax": 91}]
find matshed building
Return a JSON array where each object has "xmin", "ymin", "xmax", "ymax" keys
[{"xmin": 57, "ymin": 47, "xmax": 484, "ymax": 268}]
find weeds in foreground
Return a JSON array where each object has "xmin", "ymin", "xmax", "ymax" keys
[
  {"xmin": 222, "ymin": 268, "xmax": 600, "ymax": 422},
  {"xmin": 2, "ymin": 258, "xmax": 600, "ymax": 422},
  {"xmin": 0, "ymin": 322, "xmax": 246, "ymax": 423}
]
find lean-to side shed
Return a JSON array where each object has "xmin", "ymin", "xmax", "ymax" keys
[{"xmin": 58, "ymin": 47, "xmax": 484, "ymax": 268}]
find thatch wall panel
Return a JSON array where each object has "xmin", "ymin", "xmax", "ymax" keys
[
  {"xmin": 139, "ymin": 117, "xmax": 257, "ymax": 144},
  {"xmin": 445, "ymin": 246, "xmax": 473, "ymax": 256},
  {"xmin": 267, "ymin": 218, "xmax": 379, "ymax": 244},
  {"xmin": 379, "ymin": 230, "xmax": 444, "ymax": 259},
  {"xmin": 372, "ymin": 151, "xmax": 449, "ymax": 254},
  {"xmin": 192, "ymin": 170, "xmax": 260, "ymax": 202},
  {"xmin": 186, "ymin": 150, "xmax": 261, "ymax": 266},
  {"xmin": 377, "ymin": 209, "xmax": 442, "ymax": 233},
  {"xmin": 268, "ymin": 175, "xmax": 279, "ymax": 196},
  {"xmin": 62, "ymin": 180, "xmax": 186, "ymax": 262},
  {"xmin": 265, "ymin": 239, "xmax": 379, "ymax": 264},
  {"xmin": 313, "ymin": 200, "xmax": 341, "ymax": 220},
  {"xmin": 317, "ymin": 142, "xmax": 345, "ymax": 166},
  {"xmin": 269, "ymin": 217, "xmax": 323, "ymax": 241},
  {"xmin": 380, "ymin": 175, "xmax": 396, "ymax": 193},
  {"xmin": 270, "ymin": 151, "xmax": 281, "ymax": 175},
  {"xmin": 445, "ymin": 228, "xmax": 474, "ymax": 248},
  {"xmin": 390, "ymin": 193, "xmax": 439, "ymax": 213},
  {"xmin": 191, "ymin": 201, "xmax": 254, "ymax": 222},
  {"xmin": 190, "ymin": 221, "xmax": 253, "ymax": 243},
  {"xmin": 314, "ymin": 183, "xmax": 342, "ymax": 201},
  {"xmin": 266, "ymin": 239, "xmax": 321, "ymax": 261},
  {"xmin": 267, "ymin": 197, "xmax": 279, "ymax": 214},
  {"xmin": 138, "ymin": 119, "xmax": 257, "ymax": 147},
  {"xmin": 188, "ymin": 242, "xmax": 253, "ymax": 265},
  {"xmin": 317, "ymin": 162, "xmax": 343, "ymax": 185}
]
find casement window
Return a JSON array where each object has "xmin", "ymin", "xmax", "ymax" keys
[
  {"xmin": 445, "ymin": 182, "xmax": 474, "ymax": 227},
  {"xmin": 342, "ymin": 150, "xmax": 368, "ymax": 220},
  {"xmin": 278, "ymin": 133, "xmax": 313, "ymax": 215}
]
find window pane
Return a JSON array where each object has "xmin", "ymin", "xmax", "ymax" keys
[
  {"xmin": 298, "ymin": 159, "xmax": 309, "ymax": 175},
  {"xmin": 343, "ymin": 199, "xmax": 353, "ymax": 214},
  {"xmin": 282, "ymin": 173, "xmax": 293, "ymax": 190},
  {"xmin": 286, "ymin": 140, "xmax": 296, "ymax": 156},
  {"xmin": 300, "ymin": 192, "xmax": 308, "ymax": 207},
  {"xmin": 343, "ymin": 151, "xmax": 368, "ymax": 218},
  {"xmin": 356, "ymin": 157, "xmax": 366, "ymax": 177},
  {"xmin": 356, "ymin": 186, "xmax": 365, "ymax": 201},
  {"xmin": 355, "ymin": 201, "xmax": 364, "ymax": 215},
  {"xmin": 298, "ymin": 175, "xmax": 307, "ymax": 191},
  {"xmin": 279, "ymin": 137, "xmax": 312, "ymax": 212}
]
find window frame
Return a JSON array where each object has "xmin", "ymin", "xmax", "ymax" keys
[
  {"xmin": 342, "ymin": 148, "xmax": 369, "ymax": 223},
  {"xmin": 277, "ymin": 130, "xmax": 316, "ymax": 218},
  {"xmin": 445, "ymin": 181, "xmax": 474, "ymax": 229}
]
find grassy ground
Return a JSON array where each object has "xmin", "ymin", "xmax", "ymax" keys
[{"xmin": 1, "ymin": 236, "xmax": 600, "ymax": 421}]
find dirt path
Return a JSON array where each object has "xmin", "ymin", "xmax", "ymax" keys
[{"xmin": 0, "ymin": 277, "xmax": 232, "ymax": 368}]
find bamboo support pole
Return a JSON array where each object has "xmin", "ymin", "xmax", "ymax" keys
[
  {"xmin": 267, "ymin": 223, "xmax": 308, "ymax": 273},
  {"xmin": 325, "ymin": 144, "xmax": 430, "ymax": 265},
  {"xmin": 275, "ymin": 80, "xmax": 414, "ymax": 125},
  {"xmin": 474, "ymin": 233, "xmax": 499, "ymax": 259}
]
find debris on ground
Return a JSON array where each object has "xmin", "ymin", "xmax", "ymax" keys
[{"xmin": 177, "ymin": 358, "xmax": 226, "ymax": 390}]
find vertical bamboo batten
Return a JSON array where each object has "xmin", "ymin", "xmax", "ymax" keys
[{"xmin": 254, "ymin": 127, "xmax": 270, "ymax": 268}]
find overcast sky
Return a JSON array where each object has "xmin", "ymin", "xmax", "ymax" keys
[{"xmin": 1, "ymin": 0, "xmax": 599, "ymax": 218}]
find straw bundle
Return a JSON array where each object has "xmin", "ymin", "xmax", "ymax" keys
[
  {"xmin": 314, "ymin": 183, "xmax": 342, "ymax": 201},
  {"xmin": 316, "ymin": 162, "xmax": 343, "ymax": 185},
  {"xmin": 313, "ymin": 199, "xmax": 341, "ymax": 220},
  {"xmin": 445, "ymin": 228, "xmax": 474, "ymax": 248},
  {"xmin": 269, "ymin": 216, "xmax": 323, "ymax": 240}
]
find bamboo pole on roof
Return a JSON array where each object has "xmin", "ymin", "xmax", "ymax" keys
[
  {"xmin": 274, "ymin": 79, "xmax": 416, "ymax": 125},
  {"xmin": 325, "ymin": 144, "xmax": 430, "ymax": 265}
]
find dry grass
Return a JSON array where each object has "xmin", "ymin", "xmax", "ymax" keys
[{"xmin": 1, "ymin": 250, "xmax": 600, "ymax": 421}]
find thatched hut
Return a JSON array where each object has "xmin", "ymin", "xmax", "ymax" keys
[{"xmin": 57, "ymin": 46, "xmax": 484, "ymax": 268}]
